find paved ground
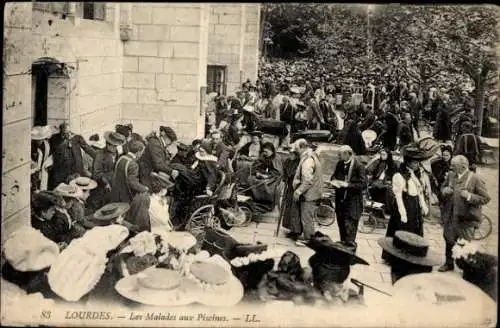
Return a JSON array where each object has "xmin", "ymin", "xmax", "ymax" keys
[{"xmin": 229, "ymin": 157, "xmax": 498, "ymax": 291}]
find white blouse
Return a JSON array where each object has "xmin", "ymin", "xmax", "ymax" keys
[
  {"xmin": 148, "ymin": 194, "xmax": 173, "ymax": 234},
  {"xmin": 392, "ymin": 171, "xmax": 423, "ymax": 197}
]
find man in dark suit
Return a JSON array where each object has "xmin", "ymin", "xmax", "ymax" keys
[
  {"xmin": 111, "ymin": 140, "xmax": 149, "ymax": 203},
  {"xmin": 139, "ymin": 126, "xmax": 177, "ymax": 188},
  {"xmin": 48, "ymin": 122, "xmax": 96, "ymax": 190},
  {"xmin": 329, "ymin": 145, "xmax": 367, "ymax": 251}
]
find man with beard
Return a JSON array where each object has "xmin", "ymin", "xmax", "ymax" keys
[
  {"xmin": 329, "ymin": 145, "xmax": 367, "ymax": 251},
  {"xmin": 48, "ymin": 122, "xmax": 96, "ymax": 190}
]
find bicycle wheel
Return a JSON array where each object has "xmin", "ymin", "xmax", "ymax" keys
[
  {"xmin": 186, "ymin": 205, "xmax": 218, "ymax": 236},
  {"xmin": 470, "ymin": 214, "xmax": 493, "ymax": 241},
  {"xmin": 236, "ymin": 205, "xmax": 253, "ymax": 227},
  {"xmin": 314, "ymin": 204, "xmax": 336, "ymax": 226},
  {"xmin": 358, "ymin": 213, "xmax": 377, "ymax": 234}
]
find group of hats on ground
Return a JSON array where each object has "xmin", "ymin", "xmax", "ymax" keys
[{"xmin": 0, "ymin": 219, "xmax": 497, "ymax": 325}]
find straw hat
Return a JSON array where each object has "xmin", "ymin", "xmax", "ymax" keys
[
  {"xmin": 69, "ymin": 177, "xmax": 97, "ymax": 191},
  {"xmin": 388, "ymin": 272, "xmax": 497, "ymax": 326},
  {"xmin": 243, "ymin": 105, "xmax": 255, "ymax": 112},
  {"xmin": 378, "ymin": 231, "xmax": 441, "ymax": 267},
  {"xmin": 31, "ymin": 126, "xmax": 57, "ymax": 140},
  {"xmin": 3, "ymin": 226, "xmax": 59, "ymax": 272},
  {"xmin": 115, "ymin": 267, "xmax": 195, "ymax": 306},
  {"xmin": 104, "ymin": 131, "xmax": 126, "ymax": 146},
  {"xmin": 93, "ymin": 203, "xmax": 130, "ymax": 225},
  {"xmin": 116, "ymin": 254, "xmax": 244, "ymax": 307},
  {"xmin": 53, "ymin": 183, "xmax": 84, "ymax": 199},
  {"xmin": 184, "ymin": 254, "xmax": 244, "ymax": 306}
]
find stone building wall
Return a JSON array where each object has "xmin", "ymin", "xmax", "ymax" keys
[
  {"xmin": 2, "ymin": 3, "xmax": 34, "ymax": 241},
  {"xmin": 208, "ymin": 4, "xmax": 260, "ymax": 96},
  {"xmin": 120, "ymin": 3, "xmax": 209, "ymax": 142},
  {"xmin": 30, "ymin": 3, "xmax": 123, "ymax": 139}
]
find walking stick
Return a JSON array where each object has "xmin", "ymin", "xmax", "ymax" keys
[{"xmin": 275, "ymin": 184, "xmax": 290, "ymax": 237}]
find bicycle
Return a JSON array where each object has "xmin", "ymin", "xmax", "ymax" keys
[
  {"xmin": 314, "ymin": 191, "xmax": 336, "ymax": 227},
  {"xmin": 469, "ymin": 214, "xmax": 493, "ymax": 241}
]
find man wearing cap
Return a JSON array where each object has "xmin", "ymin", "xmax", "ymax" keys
[
  {"xmin": 438, "ymin": 155, "xmax": 490, "ymax": 272},
  {"xmin": 48, "ymin": 122, "xmax": 96, "ymax": 190},
  {"xmin": 91, "ymin": 132, "xmax": 126, "ymax": 210},
  {"xmin": 330, "ymin": 145, "xmax": 367, "ymax": 250},
  {"xmin": 292, "ymin": 139, "xmax": 323, "ymax": 245},
  {"xmin": 111, "ymin": 140, "xmax": 149, "ymax": 203},
  {"xmin": 139, "ymin": 126, "xmax": 177, "ymax": 188}
]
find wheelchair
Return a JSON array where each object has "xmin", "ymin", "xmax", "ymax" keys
[{"xmin": 185, "ymin": 171, "xmax": 253, "ymax": 237}]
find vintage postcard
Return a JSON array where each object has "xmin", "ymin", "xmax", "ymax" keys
[{"xmin": 2, "ymin": 2, "xmax": 498, "ymax": 327}]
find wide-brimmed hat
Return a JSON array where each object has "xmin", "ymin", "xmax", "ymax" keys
[
  {"xmin": 116, "ymin": 254, "xmax": 244, "ymax": 307},
  {"xmin": 401, "ymin": 144, "xmax": 434, "ymax": 161},
  {"xmin": 69, "ymin": 177, "xmax": 98, "ymax": 190},
  {"xmin": 31, "ymin": 126, "xmax": 57, "ymax": 140},
  {"xmin": 3, "ymin": 226, "xmax": 59, "ymax": 272},
  {"xmin": 115, "ymin": 267, "xmax": 195, "ymax": 306},
  {"xmin": 290, "ymin": 86, "xmax": 302, "ymax": 94},
  {"xmin": 115, "ymin": 124, "xmax": 131, "ymax": 138},
  {"xmin": 53, "ymin": 183, "xmax": 84, "ymax": 199},
  {"xmin": 387, "ymin": 272, "xmax": 497, "ymax": 326},
  {"xmin": 150, "ymin": 172, "xmax": 175, "ymax": 190},
  {"xmin": 184, "ymin": 254, "xmax": 244, "ymax": 306},
  {"xmin": 32, "ymin": 190, "xmax": 66, "ymax": 209},
  {"xmin": 88, "ymin": 134, "xmax": 106, "ymax": 149},
  {"xmin": 378, "ymin": 231, "xmax": 441, "ymax": 267},
  {"xmin": 93, "ymin": 203, "xmax": 130, "ymax": 225},
  {"xmin": 159, "ymin": 126, "xmax": 177, "ymax": 142},
  {"xmin": 104, "ymin": 131, "xmax": 126, "ymax": 146},
  {"xmin": 306, "ymin": 231, "xmax": 369, "ymax": 266}
]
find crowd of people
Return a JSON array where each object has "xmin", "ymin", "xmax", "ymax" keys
[{"xmin": 2, "ymin": 62, "xmax": 496, "ymax": 313}]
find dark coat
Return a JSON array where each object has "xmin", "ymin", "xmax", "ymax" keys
[
  {"xmin": 441, "ymin": 171, "xmax": 490, "ymax": 242},
  {"xmin": 331, "ymin": 157, "xmax": 367, "ymax": 220},
  {"xmin": 49, "ymin": 134, "xmax": 96, "ymax": 189},
  {"xmin": 433, "ymin": 108, "xmax": 452, "ymax": 141},
  {"xmin": 341, "ymin": 121, "xmax": 367, "ymax": 155},
  {"xmin": 31, "ymin": 209, "xmax": 84, "ymax": 244},
  {"xmin": 398, "ymin": 122, "xmax": 414, "ymax": 148},
  {"xmin": 381, "ymin": 112, "xmax": 400, "ymax": 151},
  {"xmin": 111, "ymin": 154, "xmax": 148, "ymax": 203},
  {"xmin": 124, "ymin": 193, "xmax": 152, "ymax": 233},
  {"xmin": 139, "ymin": 135, "xmax": 173, "ymax": 188},
  {"xmin": 430, "ymin": 159, "xmax": 451, "ymax": 198}
]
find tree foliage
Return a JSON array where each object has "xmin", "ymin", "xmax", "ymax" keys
[{"xmin": 262, "ymin": 4, "xmax": 500, "ymax": 132}]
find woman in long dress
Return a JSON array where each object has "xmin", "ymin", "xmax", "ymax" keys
[
  {"xmin": 382, "ymin": 150, "xmax": 429, "ymax": 260},
  {"xmin": 281, "ymin": 152, "xmax": 302, "ymax": 241}
]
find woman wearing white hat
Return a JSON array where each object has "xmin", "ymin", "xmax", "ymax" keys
[{"xmin": 31, "ymin": 125, "xmax": 58, "ymax": 191}]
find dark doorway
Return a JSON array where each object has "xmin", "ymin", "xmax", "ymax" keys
[
  {"xmin": 31, "ymin": 58, "xmax": 69, "ymax": 127},
  {"xmin": 32, "ymin": 63, "xmax": 49, "ymax": 126}
]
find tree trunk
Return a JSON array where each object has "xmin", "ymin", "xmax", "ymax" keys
[{"xmin": 474, "ymin": 79, "xmax": 486, "ymax": 136}]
